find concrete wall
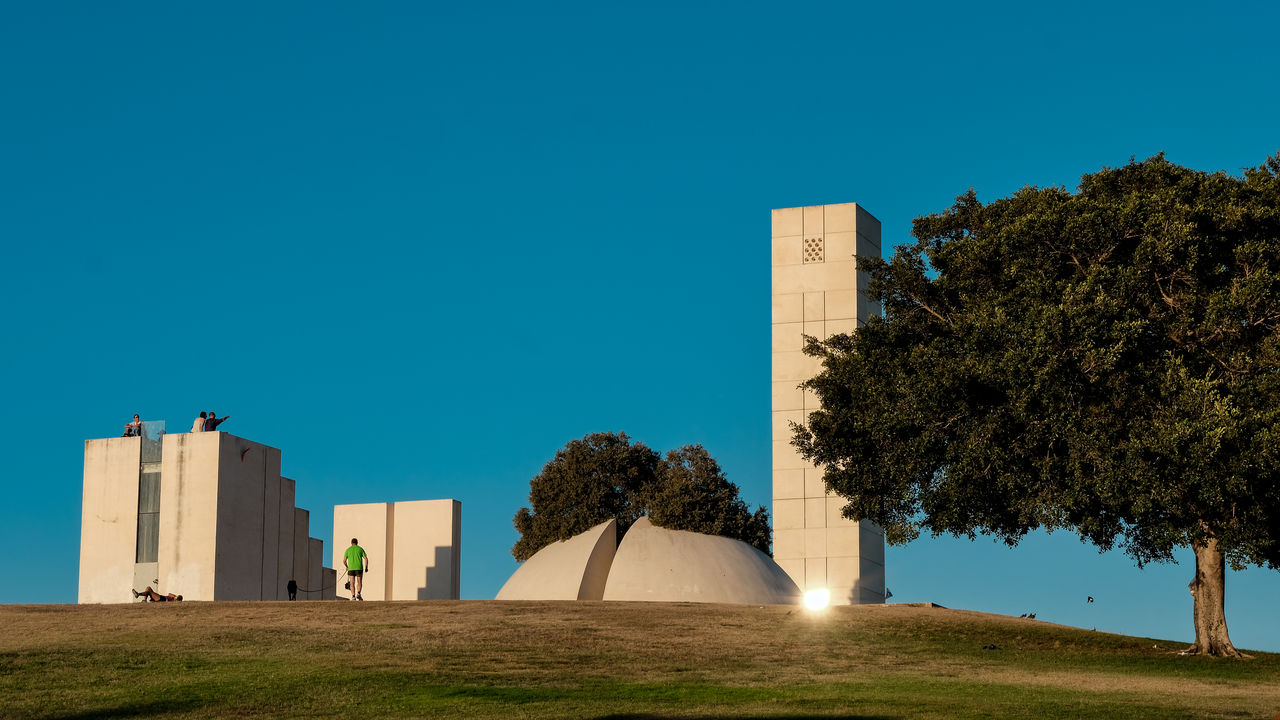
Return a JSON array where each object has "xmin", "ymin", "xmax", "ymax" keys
[
  {"xmin": 333, "ymin": 499, "xmax": 462, "ymax": 601},
  {"xmin": 332, "ymin": 502, "xmax": 391, "ymax": 600},
  {"xmin": 771, "ymin": 203, "xmax": 886, "ymax": 604},
  {"xmin": 260, "ymin": 447, "xmax": 282, "ymax": 600},
  {"xmin": 276, "ymin": 477, "xmax": 296, "ymax": 600},
  {"xmin": 211, "ymin": 433, "xmax": 262, "ymax": 599},
  {"xmin": 158, "ymin": 432, "xmax": 221, "ymax": 600},
  {"xmin": 82, "ymin": 429, "xmax": 334, "ymax": 603},
  {"xmin": 308, "ymin": 537, "xmax": 324, "ymax": 601},
  {"xmin": 157, "ymin": 432, "xmax": 292, "ymax": 601},
  {"xmin": 78, "ymin": 437, "xmax": 143, "ymax": 604},
  {"xmin": 293, "ymin": 507, "xmax": 310, "ymax": 596},
  {"xmin": 390, "ymin": 499, "xmax": 461, "ymax": 601},
  {"xmin": 321, "ymin": 568, "xmax": 337, "ymax": 601}
]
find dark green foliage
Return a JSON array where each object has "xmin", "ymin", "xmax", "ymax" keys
[
  {"xmin": 794, "ymin": 154, "xmax": 1280, "ymax": 650},
  {"xmin": 647, "ymin": 445, "xmax": 773, "ymax": 555},
  {"xmin": 512, "ymin": 432, "xmax": 659, "ymax": 562},
  {"xmin": 512, "ymin": 433, "xmax": 772, "ymax": 560}
]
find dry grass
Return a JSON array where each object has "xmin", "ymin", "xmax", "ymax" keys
[{"xmin": 0, "ymin": 600, "xmax": 1276, "ymax": 719}]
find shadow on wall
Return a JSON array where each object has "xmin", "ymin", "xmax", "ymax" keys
[{"xmin": 418, "ymin": 545, "xmax": 453, "ymax": 601}]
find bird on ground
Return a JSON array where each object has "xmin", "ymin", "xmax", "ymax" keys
[
  {"xmin": 1018, "ymin": 613, "xmax": 1027, "ymax": 618},
  {"xmin": 1028, "ymin": 613, "xmax": 1037, "ymax": 619}
]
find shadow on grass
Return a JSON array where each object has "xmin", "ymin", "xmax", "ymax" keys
[
  {"xmin": 593, "ymin": 715, "xmax": 895, "ymax": 720},
  {"xmin": 44, "ymin": 698, "xmax": 204, "ymax": 720}
]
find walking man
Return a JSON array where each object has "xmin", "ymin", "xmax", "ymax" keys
[{"xmin": 344, "ymin": 538, "xmax": 369, "ymax": 600}]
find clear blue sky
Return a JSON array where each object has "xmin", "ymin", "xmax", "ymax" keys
[{"xmin": 3, "ymin": 2, "xmax": 1277, "ymax": 651}]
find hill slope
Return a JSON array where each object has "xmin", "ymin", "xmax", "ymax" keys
[{"xmin": 0, "ymin": 601, "xmax": 1274, "ymax": 719}]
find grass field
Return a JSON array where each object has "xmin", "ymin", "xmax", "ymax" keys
[{"xmin": 0, "ymin": 600, "xmax": 1276, "ymax": 719}]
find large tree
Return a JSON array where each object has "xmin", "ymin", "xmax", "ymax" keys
[
  {"xmin": 794, "ymin": 154, "xmax": 1280, "ymax": 657},
  {"xmin": 513, "ymin": 433, "xmax": 771, "ymax": 560},
  {"xmin": 647, "ymin": 444, "xmax": 772, "ymax": 555},
  {"xmin": 512, "ymin": 432, "xmax": 659, "ymax": 561}
]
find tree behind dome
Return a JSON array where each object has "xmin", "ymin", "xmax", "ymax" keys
[
  {"xmin": 512, "ymin": 433, "xmax": 771, "ymax": 561},
  {"xmin": 646, "ymin": 444, "xmax": 771, "ymax": 556}
]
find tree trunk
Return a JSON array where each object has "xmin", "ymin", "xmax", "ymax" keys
[{"xmin": 1186, "ymin": 535, "xmax": 1241, "ymax": 657}]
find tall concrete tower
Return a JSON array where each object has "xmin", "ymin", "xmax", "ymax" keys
[
  {"xmin": 771, "ymin": 202, "xmax": 886, "ymax": 605},
  {"xmin": 78, "ymin": 428, "xmax": 335, "ymax": 603}
]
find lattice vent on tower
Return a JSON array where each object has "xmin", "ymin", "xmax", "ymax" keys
[{"xmin": 803, "ymin": 237, "xmax": 824, "ymax": 263}]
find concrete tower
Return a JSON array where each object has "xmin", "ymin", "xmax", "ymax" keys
[
  {"xmin": 771, "ymin": 202, "xmax": 886, "ymax": 604},
  {"xmin": 78, "ymin": 428, "xmax": 336, "ymax": 603}
]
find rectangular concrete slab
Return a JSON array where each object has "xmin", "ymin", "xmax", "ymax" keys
[
  {"xmin": 259, "ymin": 447, "xmax": 282, "ymax": 600},
  {"xmin": 308, "ymin": 537, "xmax": 324, "ymax": 601},
  {"xmin": 332, "ymin": 502, "xmax": 391, "ymax": 600},
  {"xmin": 213, "ymin": 434, "xmax": 270, "ymax": 600},
  {"xmin": 389, "ymin": 499, "xmax": 462, "ymax": 600},
  {"xmin": 79, "ymin": 437, "xmax": 143, "ymax": 604},
  {"xmin": 276, "ymin": 477, "xmax": 296, "ymax": 600},
  {"xmin": 293, "ymin": 507, "xmax": 310, "ymax": 596},
  {"xmin": 158, "ymin": 433, "xmax": 221, "ymax": 600}
]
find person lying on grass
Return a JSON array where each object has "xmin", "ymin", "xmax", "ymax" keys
[{"xmin": 132, "ymin": 586, "xmax": 182, "ymax": 602}]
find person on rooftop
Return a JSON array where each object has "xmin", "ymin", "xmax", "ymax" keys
[
  {"xmin": 190, "ymin": 412, "xmax": 206, "ymax": 433},
  {"xmin": 204, "ymin": 411, "xmax": 229, "ymax": 432},
  {"xmin": 123, "ymin": 414, "xmax": 143, "ymax": 437}
]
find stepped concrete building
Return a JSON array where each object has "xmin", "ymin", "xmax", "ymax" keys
[
  {"xmin": 79, "ymin": 424, "xmax": 335, "ymax": 603},
  {"xmin": 771, "ymin": 202, "xmax": 886, "ymax": 604},
  {"xmin": 332, "ymin": 499, "xmax": 462, "ymax": 601}
]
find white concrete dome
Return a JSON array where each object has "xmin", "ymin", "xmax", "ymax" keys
[
  {"xmin": 603, "ymin": 518, "xmax": 801, "ymax": 605},
  {"xmin": 495, "ymin": 519, "xmax": 616, "ymax": 601}
]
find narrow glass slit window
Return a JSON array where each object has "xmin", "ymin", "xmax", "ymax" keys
[{"xmin": 135, "ymin": 471, "xmax": 160, "ymax": 563}]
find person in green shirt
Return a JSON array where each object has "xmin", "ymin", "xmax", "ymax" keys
[{"xmin": 343, "ymin": 538, "xmax": 369, "ymax": 600}]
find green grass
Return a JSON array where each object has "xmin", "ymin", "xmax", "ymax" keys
[{"xmin": 0, "ymin": 601, "xmax": 1275, "ymax": 719}]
